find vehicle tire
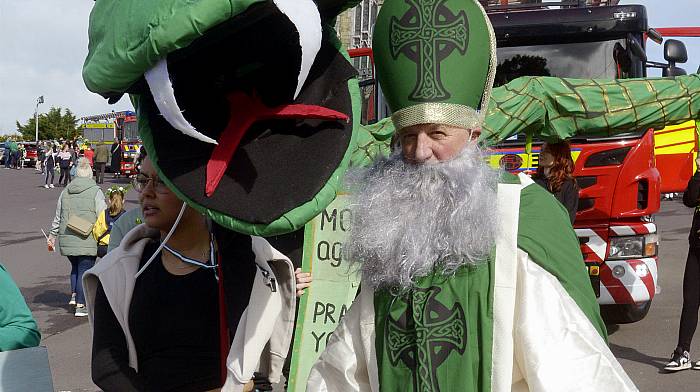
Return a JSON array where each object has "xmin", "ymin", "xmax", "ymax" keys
[{"xmin": 600, "ymin": 300, "xmax": 652, "ymax": 324}]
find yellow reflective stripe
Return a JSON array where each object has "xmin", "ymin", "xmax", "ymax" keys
[{"xmin": 654, "ymin": 120, "xmax": 697, "ymax": 155}]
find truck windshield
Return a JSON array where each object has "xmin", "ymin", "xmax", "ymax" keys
[
  {"xmin": 494, "ymin": 38, "xmax": 643, "ymax": 144},
  {"xmin": 495, "ymin": 39, "xmax": 624, "ymax": 86}
]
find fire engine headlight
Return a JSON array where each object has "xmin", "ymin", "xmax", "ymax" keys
[
  {"xmin": 609, "ymin": 236, "xmax": 644, "ymax": 259},
  {"xmin": 608, "ymin": 234, "xmax": 658, "ymax": 259}
]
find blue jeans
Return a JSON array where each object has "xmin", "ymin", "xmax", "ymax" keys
[{"xmin": 67, "ymin": 255, "xmax": 96, "ymax": 305}]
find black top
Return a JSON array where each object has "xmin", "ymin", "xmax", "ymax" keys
[
  {"xmin": 684, "ymin": 171, "xmax": 700, "ymax": 248},
  {"xmin": 45, "ymin": 153, "xmax": 55, "ymax": 169},
  {"xmin": 91, "ymin": 227, "xmax": 257, "ymax": 391},
  {"xmin": 533, "ymin": 176, "xmax": 579, "ymax": 225}
]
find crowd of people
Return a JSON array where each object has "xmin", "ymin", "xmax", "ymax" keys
[
  {"xmin": 2, "ymin": 137, "xmax": 128, "ymax": 190},
  {"xmin": 2, "ymin": 139, "xmax": 27, "ymax": 170}
]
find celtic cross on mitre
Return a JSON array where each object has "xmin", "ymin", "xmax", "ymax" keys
[
  {"xmin": 389, "ymin": 0, "xmax": 469, "ymax": 101},
  {"xmin": 386, "ymin": 286, "xmax": 467, "ymax": 392}
]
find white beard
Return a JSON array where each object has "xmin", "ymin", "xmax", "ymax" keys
[{"xmin": 343, "ymin": 143, "xmax": 502, "ymax": 291}]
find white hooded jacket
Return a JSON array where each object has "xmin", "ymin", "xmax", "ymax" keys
[{"xmin": 83, "ymin": 224, "xmax": 297, "ymax": 392}]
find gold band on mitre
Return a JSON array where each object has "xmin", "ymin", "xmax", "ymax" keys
[{"xmin": 391, "ymin": 102, "xmax": 485, "ymax": 132}]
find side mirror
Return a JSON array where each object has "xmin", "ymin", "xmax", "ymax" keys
[
  {"xmin": 662, "ymin": 66, "xmax": 687, "ymax": 77},
  {"xmin": 664, "ymin": 39, "xmax": 688, "ymax": 64}
]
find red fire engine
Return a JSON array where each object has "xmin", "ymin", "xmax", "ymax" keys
[
  {"xmin": 350, "ymin": 1, "xmax": 698, "ymax": 323},
  {"xmin": 80, "ymin": 111, "xmax": 141, "ymax": 177}
]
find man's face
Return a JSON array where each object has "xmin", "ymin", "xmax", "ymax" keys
[{"xmin": 398, "ymin": 123, "xmax": 480, "ymax": 164}]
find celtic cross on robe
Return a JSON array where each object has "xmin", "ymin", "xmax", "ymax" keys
[
  {"xmin": 386, "ymin": 286, "xmax": 467, "ymax": 392},
  {"xmin": 389, "ymin": 0, "xmax": 469, "ymax": 101}
]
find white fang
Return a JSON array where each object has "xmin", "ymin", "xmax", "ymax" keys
[
  {"xmin": 273, "ymin": 0, "xmax": 322, "ymax": 99},
  {"xmin": 144, "ymin": 59, "xmax": 218, "ymax": 145}
]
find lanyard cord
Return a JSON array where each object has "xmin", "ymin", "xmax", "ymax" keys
[
  {"xmin": 161, "ymin": 234, "xmax": 218, "ymax": 275},
  {"xmin": 135, "ymin": 201, "xmax": 188, "ymax": 279}
]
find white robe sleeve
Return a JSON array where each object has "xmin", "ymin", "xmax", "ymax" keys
[
  {"xmin": 307, "ymin": 285, "xmax": 379, "ymax": 392},
  {"xmin": 511, "ymin": 249, "xmax": 638, "ymax": 392}
]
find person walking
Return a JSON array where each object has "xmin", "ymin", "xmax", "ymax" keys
[
  {"xmin": 109, "ymin": 141, "xmax": 122, "ymax": 179},
  {"xmin": 665, "ymin": 155, "xmax": 700, "ymax": 371},
  {"xmin": 92, "ymin": 186, "xmax": 128, "ymax": 258},
  {"xmin": 57, "ymin": 144, "xmax": 73, "ymax": 187},
  {"xmin": 69, "ymin": 144, "xmax": 80, "ymax": 181},
  {"xmin": 37, "ymin": 143, "xmax": 46, "ymax": 173},
  {"xmin": 94, "ymin": 142, "xmax": 110, "ymax": 184},
  {"xmin": 3, "ymin": 139, "xmax": 12, "ymax": 169},
  {"xmin": 16, "ymin": 143, "xmax": 25, "ymax": 169},
  {"xmin": 532, "ymin": 141, "xmax": 580, "ymax": 224},
  {"xmin": 47, "ymin": 158, "xmax": 107, "ymax": 317},
  {"xmin": 84, "ymin": 144, "xmax": 95, "ymax": 168},
  {"xmin": 6, "ymin": 139, "xmax": 17, "ymax": 169},
  {"xmin": 44, "ymin": 146, "xmax": 57, "ymax": 189}
]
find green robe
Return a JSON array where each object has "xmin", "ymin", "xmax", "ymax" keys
[
  {"xmin": 373, "ymin": 173, "xmax": 603, "ymax": 392},
  {"xmin": 307, "ymin": 173, "xmax": 635, "ymax": 392}
]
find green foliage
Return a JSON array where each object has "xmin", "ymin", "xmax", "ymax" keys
[
  {"xmin": 16, "ymin": 107, "xmax": 79, "ymax": 141},
  {"xmin": 494, "ymin": 55, "xmax": 551, "ymax": 88},
  {"xmin": 0, "ymin": 133, "xmax": 22, "ymax": 142}
]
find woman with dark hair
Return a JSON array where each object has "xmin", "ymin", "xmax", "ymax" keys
[
  {"xmin": 533, "ymin": 141, "xmax": 579, "ymax": 224},
  {"xmin": 84, "ymin": 151, "xmax": 307, "ymax": 391},
  {"xmin": 43, "ymin": 146, "xmax": 57, "ymax": 189},
  {"xmin": 57, "ymin": 144, "xmax": 73, "ymax": 187}
]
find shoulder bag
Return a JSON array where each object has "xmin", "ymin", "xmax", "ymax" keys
[{"xmin": 65, "ymin": 194, "xmax": 94, "ymax": 237}]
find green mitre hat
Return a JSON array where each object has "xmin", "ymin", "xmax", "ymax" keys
[{"xmin": 373, "ymin": 0, "xmax": 496, "ymax": 131}]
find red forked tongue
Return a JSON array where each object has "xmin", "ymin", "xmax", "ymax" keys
[{"xmin": 205, "ymin": 91, "xmax": 349, "ymax": 197}]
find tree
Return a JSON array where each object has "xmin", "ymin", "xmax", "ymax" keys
[
  {"xmin": 15, "ymin": 107, "xmax": 78, "ymax": 141},
  {"xmin": 494, "ymin": 54, "xmax": 551, "ymax": 88},
  {"xmin": 0, "ymin": 133, "xmax": 22, "ymax": 142}
]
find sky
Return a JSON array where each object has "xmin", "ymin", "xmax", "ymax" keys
[{"xmin": 0, "ymin": 0, "xmax": 698, "ymax": 135}]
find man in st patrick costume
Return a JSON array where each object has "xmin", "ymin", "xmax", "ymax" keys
[{"xmin": 307, "ymin": 0, "xmax": 638, "ymax": 391}]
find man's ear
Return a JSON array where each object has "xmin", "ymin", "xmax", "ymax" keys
[{"xmin": 468, "ymin": 127, "xmax": 482, "ymax": 141}]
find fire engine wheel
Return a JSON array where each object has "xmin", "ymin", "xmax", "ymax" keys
[{"xmin": 600, "ymin": 301, "xmax": 652, "ymax": 324}]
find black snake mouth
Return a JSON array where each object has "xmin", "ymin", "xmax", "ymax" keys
[
  {"xmin": 134, "ymin": 2, "xmax": 359, "ymax": 225},
  {"xmin": 140, "ymin": 0, "xmax": 321, "ymax": 145}
]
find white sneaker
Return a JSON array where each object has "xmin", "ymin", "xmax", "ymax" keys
[
  {"xmin": 43, "ymin": 184, "xmax": 49, "ymax": 189},
  {"xmin": 49, "ymin": 184, "xmax": 54, "ymax": 188},
  {"xmin": 74, "ymin": 304, "xmax": 88, "ymax": 317},
  {"xmin": 68, "ymin": 293, "xmax": 76, "ymax": 305},
  {"xmin": 665, "ymin": 350, "xmax": 692, "ymax": 372}
]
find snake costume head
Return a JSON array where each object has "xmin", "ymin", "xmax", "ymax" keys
[{"xmin": 83, "ymin": 0, "xmax": 363, "ymax": 236}]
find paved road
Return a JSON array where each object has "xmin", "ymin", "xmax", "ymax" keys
[
  {"xmin": 0, "ymin": 166, "xmax": 698, "ymax": 391},
  {"xmin": 0, "ymin": 167, "xmax": 139, "ymax": 392},
  {"xmin": 607, "ymin": 197, "xmax": 700, "ymax": 391}
]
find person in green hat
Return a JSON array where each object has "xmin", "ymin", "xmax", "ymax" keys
[
  {"xmin": 81, "ymin": 0, "xmax": 363, "ymax": 390},
  {"xmin": 307, "ymin": 0, "xmax": 636, "ymax": 391}
]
